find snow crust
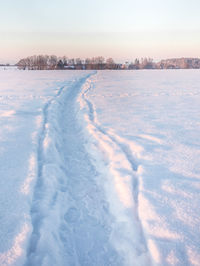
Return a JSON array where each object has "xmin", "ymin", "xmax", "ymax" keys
[{"xmin": 0, "ymin": 69, "xmax": 200, "ymax": 266}]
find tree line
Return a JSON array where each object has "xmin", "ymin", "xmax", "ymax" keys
[
  {"xmin": 17, "ymin": 55, "xmax": 119, "ymax": 70},
  {"xmin": 17, "ymin": 55, "xmax": 200, "ymax": 70},
  {"xmin": 17, "ymin": 55, "xmax": 155, "ymax": 70}
]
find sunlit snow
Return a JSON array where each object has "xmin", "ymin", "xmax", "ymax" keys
[{"xmin": 0, "ymin": 69, "xmax": 200, "ymax": 266}]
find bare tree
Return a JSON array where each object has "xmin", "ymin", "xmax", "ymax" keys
[
  {"xmin": 49, "ymin": 55, "xmax": 57, "ymax": 69},
  {"xmin": 106, "ymin": 58, "xmax": 115, "ymax": 69}
]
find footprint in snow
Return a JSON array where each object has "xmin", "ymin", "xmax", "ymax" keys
[{"xmin": 64, "ymin": 207, "xmax": 80, "ymax": 224}]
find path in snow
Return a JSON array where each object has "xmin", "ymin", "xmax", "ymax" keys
[
  {"xmin": 25, "ymin": 73, "xmax": 124, "ymax": 266},
  {"xmin": 78, "ymin": 76, "xmax": 152, "ymax": 266}
]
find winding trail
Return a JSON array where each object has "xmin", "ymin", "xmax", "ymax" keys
[
  {"xmin": 79, "ymin": 75, "xmax": 152, "ymax": 266},
  {"xmin": 25, "ymin": 73, "xmax": 123, "ymax": 266}
]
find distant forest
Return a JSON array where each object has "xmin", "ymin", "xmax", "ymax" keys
[{"xmin": 11, "ymin": 56, "xmax": 200, "ymax": 70}]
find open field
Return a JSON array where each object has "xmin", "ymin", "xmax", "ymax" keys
[{"xmin": 0, "ymin": 70, "xmax": 200, "ymax": 266}]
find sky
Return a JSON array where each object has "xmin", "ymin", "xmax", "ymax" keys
[{"xmin": 0, "ymin": 0, "xmax": 200, "ymax": 63}]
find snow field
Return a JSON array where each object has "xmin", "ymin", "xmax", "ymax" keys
[
  {"xmin": 82, "ymin": 70, "xmax": 200, "ymax": 266},
  {"xmin": 0, "ymin": 69, "xmax": 200, "ymax": 266}
]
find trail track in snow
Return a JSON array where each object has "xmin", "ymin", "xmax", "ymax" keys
[
  {"xmin": 25, "ymin": 72, "xmax": 123, "ymax": 266},
  {"xmin": 79, "ymin": 76, "xmax": 152, "ymax": 266}
]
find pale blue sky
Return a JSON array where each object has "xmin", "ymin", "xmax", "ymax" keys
[{"xmin": 1, "ymin": 0, "xmax": 200, "ymax": 63}]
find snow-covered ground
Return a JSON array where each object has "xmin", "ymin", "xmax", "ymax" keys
[
  {"xmin": 0, "ymin": 69, "xmax": 200, "ymax": 266},
  {"xmin": 0, "ymin": 66, "xmax": 18, "ymax": 71}
]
